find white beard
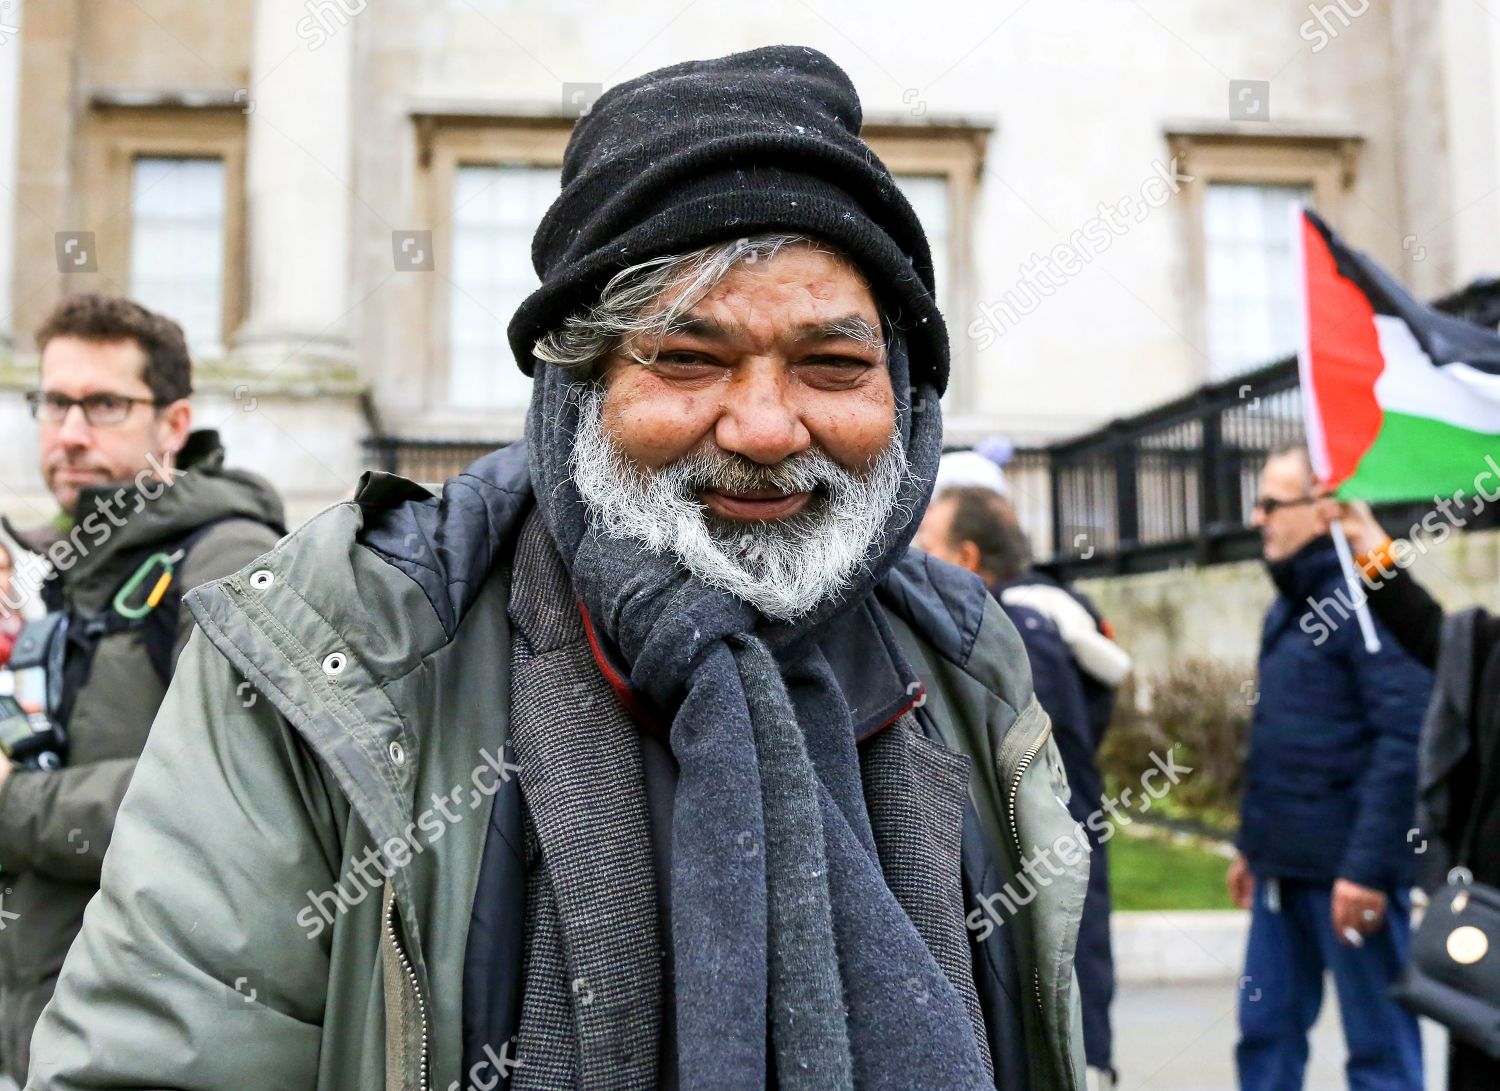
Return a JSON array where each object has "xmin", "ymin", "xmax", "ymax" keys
[{"xmin": 569, "ymin": 385, "xmax": 914, "ymax": 621}]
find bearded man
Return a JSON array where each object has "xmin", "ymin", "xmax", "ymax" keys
[{"xmin": 26, "ymin": 47, "xmax": 1085, "ymax": 1091}]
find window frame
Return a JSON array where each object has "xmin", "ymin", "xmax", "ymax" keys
[
  {"xmin": 415, "ymin": 115, "xmax": 572, "ymax": 427},
  {"xmin": 863, "ymin": 123, "xmax": 987, "ymax": 416},
  {"xmin": 76, "ymin": 103, "xmax": 247, "ymax": 359},
  {"xmin": 1166, "ymin": 128, "xmax": 1362, "ymax": 378}
]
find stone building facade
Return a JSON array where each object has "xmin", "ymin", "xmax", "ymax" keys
[{"xmin": 1, "ymin": 0, "xmax": 1497, "ymax": 525}]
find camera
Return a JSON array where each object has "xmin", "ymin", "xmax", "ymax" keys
[
  {"xmin": 0, "ymin": 694, "xmax": 65, "ymax": 771},
  {"xmin": 0, "ymin": 614, "xmax": 69, "ymax": 770}
]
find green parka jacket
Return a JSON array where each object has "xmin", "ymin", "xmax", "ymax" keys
[
  {"xmin": 0, "ymin": 431, "xmax": 284, "ymax": 1082},
  {"xmin": 25, "ymin": 443, "xmax": 1085, "ymax": 1091}
]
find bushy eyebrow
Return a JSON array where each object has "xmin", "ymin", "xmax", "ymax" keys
[
  {"xmin": 798, "ymin": 315, "xmax": 885, "ymax": 353},
  {"xmin": 664, "ymin": 312, "xmax": 886, "ymax": 356}
]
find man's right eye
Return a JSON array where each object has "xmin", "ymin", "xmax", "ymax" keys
[
  {"xmin": 651, "ymin": 352, "xmax": 722, "ymax": 375},
  {"xmin": 83, "ymin": 394, "xmax": 127, "ymax": 414}
]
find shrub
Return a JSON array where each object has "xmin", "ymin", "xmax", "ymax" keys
[{"xmin": 1098, "ymin": 658, "xmax": 1255, "ymax": 834}]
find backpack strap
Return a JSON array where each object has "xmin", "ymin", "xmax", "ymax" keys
[
  {"xmin": 51, "ymin": 517, "xmax": 244, "ymax": 726},
  {"xmin": 136, "ymin": 518, "xmax": 240, "ymax": 685}
]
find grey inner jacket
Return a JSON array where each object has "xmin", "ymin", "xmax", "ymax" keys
[
  {"xmin": 0, "ymin": 430, "xmax": 284, "ymax": 1084},
  {"xmin": 25, "ymin": 440, "xmax": 1086, "ymax": 1091}
]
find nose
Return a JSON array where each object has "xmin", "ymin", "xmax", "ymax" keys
[
  {"xmin": 713, "ymin": 362, "xmax": 811, "ymax": 466},
  {"xmin": 54, "ymin": 403, "xmax": 94, "ymax": 448},
  {"xmin": 1251, "ymin": 505, "xmax": 1266, "ymax": 529}
]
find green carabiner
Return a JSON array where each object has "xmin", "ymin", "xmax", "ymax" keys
[{"xmin": 113, "ymin": 552, "xmax": 176, "ymax": 620}]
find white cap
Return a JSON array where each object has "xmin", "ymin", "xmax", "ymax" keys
[{"xmin": 934, "ymin": 450, "xmax": 1009, "ymax": 497}]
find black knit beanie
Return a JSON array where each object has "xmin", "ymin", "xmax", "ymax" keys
[{"xmin": 507, "ymin": 44, "xmax": 950, "ymax": 393}]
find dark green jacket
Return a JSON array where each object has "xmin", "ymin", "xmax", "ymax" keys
[
  {"xmin": 0, "ymin": 431, "xmax": 283, "ymax": 1082},
  {"xmin": 25, "ymin": 444, "xmax": 1085, "ymax": 1090}
]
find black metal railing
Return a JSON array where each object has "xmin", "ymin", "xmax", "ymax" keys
[
  {"xmin": 363, "ymin": 436, "xmax": 504, "ymax": 485},
  {"xmin": 1040, "ymin": 275, "xmax": 1500, "ymax": 577},
  {"xmin": 1041, "ymin": 357, "xmax": 1302, "ymax": 575}
]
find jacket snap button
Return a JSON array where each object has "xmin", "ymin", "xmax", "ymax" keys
[
  {"xmin": 249, "ymin": 569, "xmax": 274, "ymax": 590},
  {"xmin": 321, "ymin": 652, "xmax": 348, "ymax": 676},
  {"xmin": 388, "ymin": 740, "xmax": 405, "ymax": 766}
]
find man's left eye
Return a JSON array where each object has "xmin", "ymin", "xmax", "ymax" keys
[{"xmin": 801, "ymin": 357, "xmax": 870, "ymax": 378}]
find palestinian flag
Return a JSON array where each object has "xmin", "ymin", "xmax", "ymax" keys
[{"xmin": 1295, "ymin": 208, "xmax": 1500, "ymax": 501}]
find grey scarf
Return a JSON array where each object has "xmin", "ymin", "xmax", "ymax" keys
[{"xmin": 522, "ymin": 334, "xmax": 991, "ymax": 1089}]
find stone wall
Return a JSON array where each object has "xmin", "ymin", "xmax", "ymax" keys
[{"xmin": 1078, "ymin": 527, "xmax": 1500, "ymax": 680}]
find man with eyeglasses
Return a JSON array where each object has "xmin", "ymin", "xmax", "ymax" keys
[
  {"xmin": 1230, "ymin": 441, "xmax": 1432, "ymax": 1091},
  {"xmin": 0, "ymin": 294, "xmax": 284, "ymax": 1085}
]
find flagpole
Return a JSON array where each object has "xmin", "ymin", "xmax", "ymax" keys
[
  {"xmin": 1328, "ymin": 521, "xmax": 1382, "ymax": 654},
  {"xmin": 1291, "ymin": 203, "xmax": 1382, "ymax": 655}
]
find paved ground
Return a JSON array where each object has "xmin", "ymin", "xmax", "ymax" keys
[{"xmin": 1114, "ymin": 981, "xmax": 1447, "ymax": 1090}]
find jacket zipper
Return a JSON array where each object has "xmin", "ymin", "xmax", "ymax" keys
[
  {"xmin": 385, "ymin": 895, "xmax": 430, "ymax": 1091},
  {"xmin": 1005, "ymin": 718, "xmax": 1070, "ymax": 1089},
  {"xmin": 1005, "ymin": 722, "xmax": 1049, "ymax": 852}
]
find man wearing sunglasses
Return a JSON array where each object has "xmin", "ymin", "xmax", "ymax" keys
[
  {"xmin": 1230, "ymin": 442, "xmax": 1432, "ymax": 1091},
  {"xmin": 0, "ymin": 294, "xmax": 284, "ymax": 1085}
]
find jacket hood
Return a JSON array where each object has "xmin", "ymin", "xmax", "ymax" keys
[{"xmin": 12, "ymin": 429, "xmax": 285, "ymax": 597}]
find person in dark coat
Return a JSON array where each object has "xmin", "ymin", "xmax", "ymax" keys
[
  {"xmin": 1232, "ymin": 445, "xmax": 1432, "ymax": 1091},
  {"xmin": 1330, "ymin": 497, "xmax": 1500, "ymax": 1091},
  {"xmin": 918, "ymin": 483, "xmax": 1123, "ymax": 1086}
]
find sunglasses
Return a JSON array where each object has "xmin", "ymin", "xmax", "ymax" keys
[{"xmin": 1253, "ymin": 495, "xmax": 1318, "ymax": 517}]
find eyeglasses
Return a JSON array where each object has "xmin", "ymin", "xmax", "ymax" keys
[
  {"xmin": 25, "ymin": 390, "xmax": 165, "ymax": 426},
  {"xmin": 1253, "ymin": 495, "xmax": 1318, "ymax": 517}
]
